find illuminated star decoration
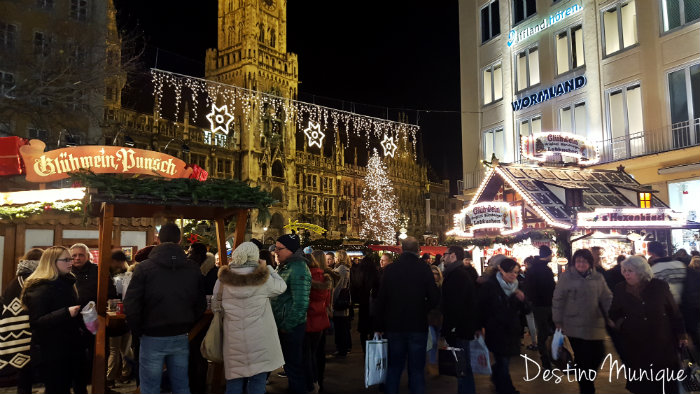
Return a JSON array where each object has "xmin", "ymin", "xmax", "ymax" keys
[
  {"xmin": 303, "ymin": 121, "xmax": 325, "ymax": 149},
  {"xmin": 206, "ymin": 104, "xmax": 234, "ymax": 135},
  {"xmin": 380, "ymin": 135, "xmax": 398, "ymax": 157}
]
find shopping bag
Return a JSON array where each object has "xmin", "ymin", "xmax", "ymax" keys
[
  {"xmin": 551, "ymin": 328, "xmax": 564, "ymax": 360},
  {"xmin": 200, "ymin": 284, "xmax": 224, "ymax": 363},
  {"xmin": 365, "ymin": 334, "xmax": 388, "ymax": 387},
  {"xmin": 469, "ymin": 336, "xmax": 492, "ymax": 375},
  {"xmin": 81, "ymin": 301, "xmax": 98, "ymax": 335},
  {"xmin": 550, "ymin": 328, "xmax": 574, "ymax": 369},
  {"xmin": 439, "ymin": 347, "xmax": 469, "ymax": 377}
]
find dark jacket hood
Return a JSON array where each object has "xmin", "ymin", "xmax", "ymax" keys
[{"xmin": 148, "ymin": 243, "xmax": 190, "ymax": 269}]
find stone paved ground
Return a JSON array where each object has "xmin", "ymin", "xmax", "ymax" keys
[{"xmin": 0, "ymin": 312, "xmax": 632, "ymax": 393}]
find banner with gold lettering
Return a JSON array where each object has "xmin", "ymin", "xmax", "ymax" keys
[{"xmin": 19, "ymin": 140, "xmax": 193, "ymax": 182}]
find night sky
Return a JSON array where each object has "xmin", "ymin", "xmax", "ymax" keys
[{"xmin": 114, "ymin": 1, "xmax": 462, "ymax": 191}]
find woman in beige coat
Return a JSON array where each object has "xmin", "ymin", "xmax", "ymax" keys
[
  {"xmin": 552, "ymin": 249, "xmax": 612, "ymax": 394},
  {"xmin": 213, "ymin": 242, "xmax": 287, "ymax": 394}
]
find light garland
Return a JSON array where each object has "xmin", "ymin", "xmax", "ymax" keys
[
  {"xmin": 303, "ymin": 120, "xmax": 325, "ymax": 149},
  {"xmin": 150, "ymin": 69, "xmax": 419, "ymax": 159},
  {"xmin": 359, "ymin": 150, "xmax": 400, "ymax": 244},
  {"xmin": 206, "ymin": 104, "xmax": 234, "ymax": 135},
  {"xmin": 0, "ymin": 200, "xmax": 83, "ymax": 221}
]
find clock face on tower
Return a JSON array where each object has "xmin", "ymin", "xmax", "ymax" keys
[{"xmin": 263, "ymin": 0, "xmax": 276, "ymax": 11}]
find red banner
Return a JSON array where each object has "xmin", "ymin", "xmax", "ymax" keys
[{"xmin": 19, "ymin": 139, "xmax": 193, "ymax": 182}]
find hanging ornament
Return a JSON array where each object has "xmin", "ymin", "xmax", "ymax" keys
[
  {"xmin": 206, "ymin": 104, "xmax": 234, "ymax": 135},
  {"xmin": 380, "ymin": 135, "xmax": 398, "ymax": 157},
  {"xmin": 303, "ymin": 120, "xmax": 325, "ymax": 149}
]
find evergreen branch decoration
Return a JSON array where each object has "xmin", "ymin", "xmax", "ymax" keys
[
  {"xmin": 444, "ymin": 230, "xmax": 556, "ymax": 248},
  {"xmin": 68, "ymin": 170, "xmax": 275, "ymax": 223},
  {"xmin": 0, "ymin": 200, "xmax": 83, "ymax": 221}
]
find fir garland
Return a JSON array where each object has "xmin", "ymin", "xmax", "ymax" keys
[
  {"xmin": 0, "ymin": 200, "xmax": 83, "ymax": 221},
  {"xmin": 68, "ymin": 171, "xmax": 275, "ymax": 224},
  {"xmin": 444, "ymin": 230, "xmax": 556, "ymax": 248}
]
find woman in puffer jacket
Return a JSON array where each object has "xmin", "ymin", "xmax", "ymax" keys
[
  {"xmin": 213, "ymin": 242, "xmax": 287, "ymax": 394},
  {"xmin": 304, "ymin": 250, "xmax": 332, "ymax": 393}
]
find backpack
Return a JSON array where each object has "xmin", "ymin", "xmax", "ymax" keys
[{"xmin": 334, "ymin": 283, "xmax": 352, "ymax": 311}]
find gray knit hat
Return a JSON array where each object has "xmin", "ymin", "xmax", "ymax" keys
[{"xmin": 230, "ymin": 242, "xmax": 260, "ymax": 268}]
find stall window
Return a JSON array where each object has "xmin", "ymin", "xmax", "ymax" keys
[{"xmin": 639, "ymin": 192, "xmax": 651, "ymax": 208}]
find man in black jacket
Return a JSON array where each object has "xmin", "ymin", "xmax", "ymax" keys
[
  {"xmin": 124, "ymin": 223, "xmax": 206, "ymax": 394},
  {"xmin": 523, "ymin": 245, "xmax": 556, "ymax": 369},
  {"xmin": 442, "ymin": 246, "xmax": 477, "ymax": 394},
  {"xmin": 375, "ymin": 237, "xmax": 440, "ymax": 394}
]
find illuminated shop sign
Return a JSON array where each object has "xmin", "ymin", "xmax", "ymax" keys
[
  {"xmin": 577, "ymin": 208, "xmax": 686, "ymax": 228},
  {"xmin": 521, "ymin": 132, "xmax": 599, "ymax": 165},
  {"xmin": 19, "ymin": 139, "xmax": 193, "ymax": 182},
  {"xmin": 512, "ymin": 76, "xmax": 586, "ymax": 111},
  {"xmin": 507, "ymin": 3, "xmax": 583, "ymax": 47},
  {"xmin": 448, "ymin": 202, "xmax": 523, "ymax": 238}
]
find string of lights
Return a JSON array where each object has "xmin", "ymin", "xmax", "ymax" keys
[{"xmin": 359, "ymin": 150, "xmax": 399, "ymax": 243}]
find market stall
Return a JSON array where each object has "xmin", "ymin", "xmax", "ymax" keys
[{"xmin": 449, "ymin": 132, "xmax": 700, "ymax": 272}]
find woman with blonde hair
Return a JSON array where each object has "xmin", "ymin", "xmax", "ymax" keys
[
  {"xmin": 332, "ymin": 249, "xmax": 352, "ymax": 357},
  {"xmin": 21, "ymin": 246, "xmax": 87, "ymax": 394}
]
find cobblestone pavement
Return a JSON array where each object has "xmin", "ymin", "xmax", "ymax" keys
[{"xmin": 0, "ymin": 312, "xmax": 632, "ymax": 393}]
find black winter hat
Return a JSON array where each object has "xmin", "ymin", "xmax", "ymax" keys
[
  {"xmin": 539, "ymin": 245, "xmax": 553, "ymax": 259},
  {"xmin": 277, "ymin": 234, "xmax": 300, "ymax": 253}
]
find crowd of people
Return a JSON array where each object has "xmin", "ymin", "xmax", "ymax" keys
[{"xmin": 2, "ymin": 222, "xmax": 700, "ymax": 394}]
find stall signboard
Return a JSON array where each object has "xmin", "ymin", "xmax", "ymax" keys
[
  {"xmin": 19, "ymin": 139, "xmax": 193, "ymax": 182},
  {"xmin": 521, "ymin": 132, "xmax": 599, "ymax": 165},
  {"xmin": 577, "ymin": 208, "xmax": 686, "ymax": 228},
  {"xmin": 449, "ymin": 202, "xmax": 523, "ymax": 238}
]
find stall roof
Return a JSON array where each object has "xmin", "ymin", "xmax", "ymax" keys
[{"xmin": 473, "ymin": 163, "xmax": 668, "ymax": 229}]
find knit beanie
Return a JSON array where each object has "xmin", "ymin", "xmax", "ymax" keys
[
  {"xmin": 277, "ymin": 234, "xmax": 300, "ymax": 253},
  {"xmin": 230, "ymin": 242, "xmax": 260, "ymax": 268}
]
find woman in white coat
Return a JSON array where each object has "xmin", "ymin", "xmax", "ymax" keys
[{"xmin": 213, "ymin": 242, "xmax": 287, "ymax": 394}]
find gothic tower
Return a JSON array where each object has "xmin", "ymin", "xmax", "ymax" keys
[{"xmin": 204, "ymin": 0, "xmax": 300, "ymax": 222}]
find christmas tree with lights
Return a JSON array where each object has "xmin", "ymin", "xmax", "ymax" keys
[{"xmin": 360, "ymin": 150, "xmax": 399, "ymax": 244}]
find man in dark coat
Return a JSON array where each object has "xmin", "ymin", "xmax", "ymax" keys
[
  {"xmin": 124, "ymin": 223, "xmax": 207, "ymax": 394},
  {"xmin": 523, "ymin": 245, "xmax": 556, "ymax": 369},
  {"xmin": 441, "ymin": 246, "xmax": 477, "ymax": 394},
  {"xmin": 375, "ymin": 237, "xmax": 440, "ymax": 394}
]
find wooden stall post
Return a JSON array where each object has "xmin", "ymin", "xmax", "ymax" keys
[
  {"xmin": 215, "ymin": 217, "xmax": 227, "ymax": 264},
  {"xmin": 232, "ymin": 209, "xmax": 247, "ymax": 249},
  {"xmin": 91, "ymin": 203, "xmax": 113, "ymax": 394}
]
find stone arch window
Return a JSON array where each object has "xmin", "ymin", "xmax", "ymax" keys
[
  {"xmin": 260, "ymin": 163, "xmax": 268, "ymax": 178},
  {"xmin": 228, "ymin": 25, "xmax": 235, "ymax": 46},
  {"xmin": 270, "ymin": 28, "xmax": 276, "ymax": 47},
  {"xmin": 270, "ymin": 212, "xmax": 284, "ymax": 229},
  {"xmin": 238, "ymin": 22, "xmax": 243, "ymax": 41},
  {"xmin": 271, "ymin": 160, "xmax": 284, "ymax": 178},
  {"xmin": 258, "ymin": 24, "xmax": 265, "ymax": 43},
  {"xmin": 271, "ymin": 187, "xmax": 283, "ymax": 204}
]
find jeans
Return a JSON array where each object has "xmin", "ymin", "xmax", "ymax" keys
[
  {"xmin": 279, "ymin": 323, "xmax": 307, "ymax": 394},
  {"xmin": 333, "ymin": 316, "xmax": 351, "ymax": 354},
  {"xmin": 491, "ymin": 354, "xmax": 515, "ymax": 394},
  {"xmin": 139, "ymin": 334, "xmax": 190, "ymax": 394},
  {"xmin": 533, "ymin": 306, "xmax": 553, "ymax": 368},
  {"xmin": 454, "ymin": 338, "xmax": 476, "ymax": 394},
  {"xmin": 568, "ymin": 337, "xmax": 605, "ymax": 394},
  {"xmin": 385, "ymin": 331, "xmax": 427, "ymax": 394},
  {"xmin": 225, "ymin": 372, "xmax": 267, "ymax": 394}
]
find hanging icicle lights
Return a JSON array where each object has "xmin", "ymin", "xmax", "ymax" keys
[{"xmin": 151, "ymin": 69, "xmax": 419, "ymax": 159}]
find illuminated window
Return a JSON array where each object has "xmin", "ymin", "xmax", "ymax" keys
[
  {"xmin": 482, "ymin": 62, "xmax": 503, "ymax": 105},
  {"xmin": 560, "ymin": 102, "xmax": 587, "ymax": 135},
  {"xmin": 556, "ymin": 25, "xmax": 584, "ymax": 75},
  {"xmin": 481, "ymin": 0, "xmax": 501, "ymax": 43},
  {"xmin": 515, "ymin": 46, "xmax": 540, "ymax": 92},
  {"xmin": 661, "ymin": 0, "xmax": 700, "ymax": 32},
  {"xmin": 482, "ymin": 127, "xmax": 505, "ymax": 161},
  {"xmin": 602, "ymin": 1, "xmax": 637, "ymax": 56},
  {"xmin": 639, "ymin": 192, "xmax": 651, "ymax": 208}
]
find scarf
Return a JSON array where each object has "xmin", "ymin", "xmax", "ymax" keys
[
  {"xmin": 577, "ymin": 268, "xmax": 592, "ymax": 279},
  {"xmin": 496, "ymin": 272, "xmax": 518, "ymax": 296}
]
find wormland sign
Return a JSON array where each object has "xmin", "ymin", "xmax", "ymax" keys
[
  {"xmin": 507, "ymin": 3, "xmax": 583, "ymax": 47},
  {"xmin": 511, "ymin": 75, "xmax": 586, "ymax": 111}
]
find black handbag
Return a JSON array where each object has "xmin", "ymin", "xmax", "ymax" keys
[
  {"xmin": 680, "ymin": 345, "xmax": 700, "ymax": 393},
  {"xmin": 334, "ymin": 283, "xmax": 351, "ymax": 311},
  {"xmin": 438, "ymin": 347, "xmax": 468, "ymax": 377}
]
